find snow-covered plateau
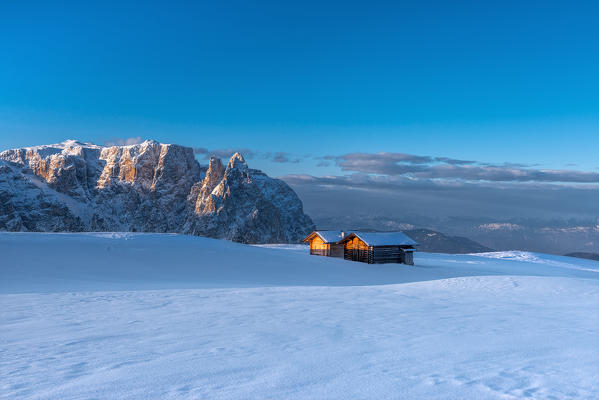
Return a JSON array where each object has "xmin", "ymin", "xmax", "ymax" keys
[{"xmin": 1, "ymin": 232, "xmax": 598, "ymax": 399}]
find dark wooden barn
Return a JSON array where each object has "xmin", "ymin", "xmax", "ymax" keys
[
  {"xmin": 337, "ymin": 232, "xmax": 418, "ymax": 265},
  {"xmin": 302, "ymin": 231, "xmax": 347, "ymax": 257}
]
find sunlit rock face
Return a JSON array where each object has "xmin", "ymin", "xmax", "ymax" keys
[
  {"xmin": 0, "ymin": 140, "xmax": 314, "ymax": 243},
  {"xmin": 193, "ymin": 156, "xmax": 226, "ymax": 214},
  {"xmin": 185, "ymin": 152, "xmax": 315, "ymax": 243}
]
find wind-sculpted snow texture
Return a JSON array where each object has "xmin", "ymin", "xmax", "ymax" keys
[
  {"xmin": 1, "ymin": 233, "xmax": 598, "ymax": 399},
  {"xmin": 0, "ymin": 140, "xmax": 314, "ymax": 243}
]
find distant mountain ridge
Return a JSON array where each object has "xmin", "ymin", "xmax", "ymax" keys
[
  {"xmin": 404, "ymin": 229, "xmax": 494, "ymax": 254},
  {"xmin": 564, "ymin": 252, "xmax": 599, "ymax": 262},
  {"xmin": 0, "ymin": 140, "xmax": 314, "ymax": 243},
  {"xmin": 309, "ymin": 214, "xmax": 599, "ymax": 255},
  {"xmin": 338, "ymin": 227, "xmax": 493, "ymax": 254}
]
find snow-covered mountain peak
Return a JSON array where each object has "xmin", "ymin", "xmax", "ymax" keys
[
  {"xmin": 0, "ymin": 140, "xmax": 102, "ymax": 163},
  {"xmin": 186, "ymin": 148, "xmax": 314, "ymax": 242},
  {"xmin": 138, "ymin": 138, "xmax": 160, "ymax": 147},
  {"xmin": 60, "ymin": 139, "xmax": 89, "ymax": 147}
]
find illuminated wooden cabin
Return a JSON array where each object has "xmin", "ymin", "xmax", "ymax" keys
[
  {"xmin": 302, "ymin": 230, "xmax": 347, "ymax": 257},
  {"xmin": 337, "ymin": 232, "xmax": 418, "ymax": 265}
]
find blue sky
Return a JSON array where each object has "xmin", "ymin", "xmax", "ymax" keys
[{"xmin": 1, "ymin": 0, "xmax": 598, "ymax": 178}]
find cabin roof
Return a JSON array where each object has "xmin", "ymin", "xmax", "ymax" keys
[
  {"xmin": 302, "ymin": 230, "xmax": 347, "ymax": 244},
  {"xmin": 337, "ymin": 231, "xmax": 418, "ymax": 247}
]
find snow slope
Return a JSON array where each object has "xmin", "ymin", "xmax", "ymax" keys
[{"xmin": 1, "ymin": 233, "xmax": 598, "ymax": 399}]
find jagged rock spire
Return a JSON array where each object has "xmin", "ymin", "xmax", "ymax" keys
[
  {"xmin": 227, "ymin": 152, "xmax": 248, "ymax": 171},
  {"xmin": 197, "ymin": 157, "xmax": 225, "ymax": 204},
  {"xmin": 205, "ymin": 156, "xmax": 225, "ymax": 186}
]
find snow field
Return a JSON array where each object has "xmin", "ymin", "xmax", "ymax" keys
[{"xmin": 1, "ymin": 233, "xmax": 598, "ymax": 399}]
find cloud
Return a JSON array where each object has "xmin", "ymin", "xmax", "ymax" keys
[
  {"xmin": 283, "ymin": 152, "xmax": 599, "ymax": 233},
  {"xmin": 104, "ymin": 137, "xmax": 144, "ymax": 146},
  {"xmin": 281, "ymin": 173, "xmax": 599, "ymax": 221},
  {"xmin": 194, "ymin": 148, "xmax": 301, "ymax": 163},
  {"xmin": 325, "ymin": 152, "xmax": 599, "ymax": 183},
  {"xmin": 272, "ymin": 152, "xmax": 289, "ymax": 163},
  {"xmin": 194, "ymin": 147, "xmax": 256, "ymax": 160},
  {"xmin": 282, "ymin": 172, "xmax": 599, "ymax": 192},
  {"xmin": 433, "ymin": 157, "xmax": 476, "ymax": 165},
  {"xmin": 272, "ymin": 152, "xmax": 300, "ymax": 163}
]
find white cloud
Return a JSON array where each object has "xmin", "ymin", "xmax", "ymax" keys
[
  {"xmin": 325, "ymin": 152, "xmax": 599, "ymax": 183},
  {"xmin": 104, "ymin": 137, "xmax": 144, "ymax": 146}
]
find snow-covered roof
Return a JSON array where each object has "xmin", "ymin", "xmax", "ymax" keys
[
  {"xmin": 339, "ymin": 231, "xmax": 418, "ymax": 247},
  {"xmin": 303, "ymin": 230, "xmax": 348, "ymax": 244}
]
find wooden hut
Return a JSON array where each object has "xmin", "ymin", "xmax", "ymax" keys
[
  {"xmin": 337, "ymin": 232, "xmax": 418, "ymax": 265},
  {"xmin": 302, "ymin": 231, "xmax": 347, "ymax": 258}
]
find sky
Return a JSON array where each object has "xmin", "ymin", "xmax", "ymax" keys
[{"xmin": 1, "ymin": 0, "xmax": 598, "ymax": 224}]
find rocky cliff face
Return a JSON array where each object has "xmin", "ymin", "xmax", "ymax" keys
[
  {"xmin": 185, "ymin": 154, "xmax": 314, "ymax": 243},
  {"xmin": 0, "ymin": 140, "xmax": 314, "ymax": 243}
]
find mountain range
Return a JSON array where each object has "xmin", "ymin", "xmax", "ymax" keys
[
  {"xmin": 3, "ymin": 139, "xmax": 569, "ymax": 255},
  {"xmin": 0, "ymin": 140, "xmax": 314, "ymax": 243}
]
